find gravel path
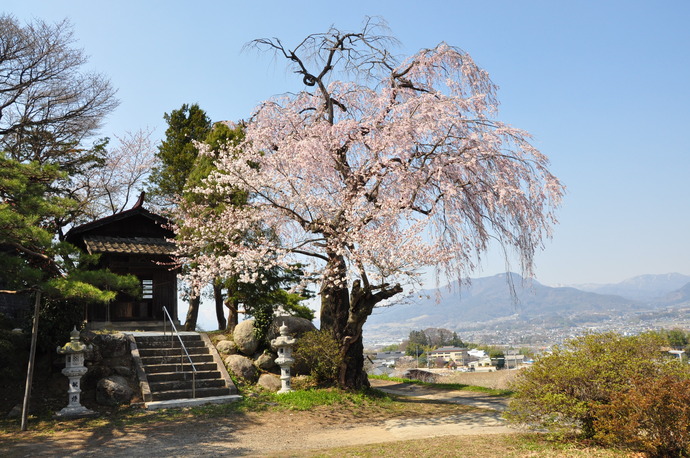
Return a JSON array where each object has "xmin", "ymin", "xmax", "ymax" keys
[{"xmin": 4, "ymin": 381, "xmax": 517, "ymax": 457}]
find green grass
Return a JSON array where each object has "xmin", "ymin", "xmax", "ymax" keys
[
  {"xmin": 369, "ymin": 374, "xmax": 514, "ymax": 396},
  {"xmin": 268, "ymin": 387, "xmax": 391, "ymax": 411}
]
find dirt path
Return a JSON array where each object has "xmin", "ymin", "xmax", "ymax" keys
[
  {"xmin": 369, "ymin": 378, "xmax": 511, "ymax": 411},
  {"xmin": 3, "ymin": 381, "xmax": 517, "ymax": 457}
]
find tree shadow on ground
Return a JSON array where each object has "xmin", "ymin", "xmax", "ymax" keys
[{"xmin": 2, "ymin": 406, "xmax": 260, "ymax": 457}]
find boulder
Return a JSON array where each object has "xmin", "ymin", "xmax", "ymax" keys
[
  {"xmin": 6, "ymin": 404, "xmax": 21, "ymax": 419},
  {"xmin": 267, "ymin": 316, "xmax": 317, "ymax": 345},
  {"xmin": 233, "ymin": 320, "xmax": 259, "ymax": 356},
  {"xmin": 255, "ymin": 352, "xmax": 277, "ymax": 371},
  {"xmin": 224, "ymin": 354, "xmax": 259, "ymax": 383},
  {"xmin": 215, "ymin": 339, "xmax": 238, "ymax": 355},
  {"xmin": 93, "ymin": 332, "xmax": 129, "ymax": 358},
  {"xmin": 83, "ymin": 364, "xmax": 112, "ymax": 388},
  {"xmin": 257, "ymin": 373, "xmax": 282, "ymax": 392},
  {"xmin": 102, "ymin": 355, "xmax": 133, "ymax": 370},
  {"xmin": 211, "ymin": 334, "xmax": 229, "ymax": 344},
  {"xmin": 96, "ymin": 375, "xmax": 134, "ymax": 406},
  {"xmin": 112, "ymin": 365, "xmax": 132, "ymax": 377}
]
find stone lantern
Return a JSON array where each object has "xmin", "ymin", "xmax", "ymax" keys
[
  {"xmin": 271, "ymin": 322, "xmax": 296, "ymax": 394},
  {"xmin": 55, "ymin": 327, "xmax": 97, "ymax": 418}
]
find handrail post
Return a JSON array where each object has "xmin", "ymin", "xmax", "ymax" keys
[{"xmin": 161, "ymin": 305, "xmax": 197, "ymax": 399}]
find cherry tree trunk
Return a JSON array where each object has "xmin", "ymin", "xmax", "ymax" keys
[
  {"xmin": 320, "ymin": 255, "xmax": 402, "ymax": 389},
  {"xmin": 225, "ymin": 298, "xmax": 239, "ymax": 333},
  {"xmin": 213, "ymin": 280, "xmax": 226, "ymax": 331},
  {"xmin": 320, "ymin": 285, "xmax": 369, "ymax": 389},
  {"xmin": 184, "ymin": 295, "xmax": 201, "ymax": 331}
]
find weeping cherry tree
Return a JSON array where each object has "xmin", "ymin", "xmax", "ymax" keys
[{"xmin": 177, "ymin": 19, "xmax": 564, "ymax": 388}]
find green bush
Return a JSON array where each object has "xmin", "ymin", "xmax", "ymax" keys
[
  {"xmin": 294, "ymin": 330, "xmax": 343, "ymax": 386},
  {"xmin": 505, "ymin": 331, "xmax": 690, "ymax": 443},
  {"xmin": 34, "ymin": 297, "xmax": 85, "ymax": 354},
  {"xmin": 0, "ymin": 327, "xmax": 29, "ymax": 384}
]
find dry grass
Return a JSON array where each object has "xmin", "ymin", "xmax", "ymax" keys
[
  {"xmin": 1, "ymin": 382, "xmax": 636, "ymax": 457},
  {"xmin": 440, "ymin": 369, "xmax": 521, "ymax": 390},
  {"xmin": 273, "ymin": 434, "xmax": 633, "ymax": 457}
]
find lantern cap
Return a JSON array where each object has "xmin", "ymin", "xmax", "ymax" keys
[
  {"xmin": 271, "ymin": 321, "xmax": 296, "ymax": 348},
  {"xmin": 57, "ymin": 326, "xmax": 89, "ymax": 354}
]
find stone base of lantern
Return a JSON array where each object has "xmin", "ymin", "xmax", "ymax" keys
[
  {"xmin": 54, "ymin": 405, "xmax": 99, "ymax": 419},
  {"xmin": 277, "ymin": 368, "xmax": 293, "ymax": 394}
]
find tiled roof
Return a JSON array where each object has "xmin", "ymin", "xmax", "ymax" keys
[
  {"xmin": 83, "ymin": 236, "xmax": 176, "ymax": 255},
  {"xmin": 428, "ymin": 347, "xmax": 468, "ymax": 353}
]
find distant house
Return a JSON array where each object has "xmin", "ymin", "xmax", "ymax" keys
[
  {"xmin": 467, "ymin": 348, "xmax": 487, "ymax": 360},
  {"xmin": 503, "ymin": 350, "xmax": 525, "ymax": 369},
  {"xmin": 371, "ymin": 351, "xmax": 406, "ymax": 368},
  {"xmin": 468, "ymin": 355, "xmax": 494, "ymax": 369},
  {"xmin": 427, "ymin": 346, "xmax": 470, "ymax": 365},
  {"xmin": 375, "ymin": 351, "xmax": 406, "ymax": 361},
  {"xmin": 368, "ymin": 365, "xmax": 395, "ymax": 377},
  {"xmin": 65, "ymin": 194, "xmax": 180, "ymax": 330}
]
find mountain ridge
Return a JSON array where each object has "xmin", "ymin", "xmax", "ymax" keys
[
  {"xmin": 571, "ymin": 273, "xmax": 690, "ymax": 300},
  {"xmin": 364, "ymin": 272, "xmax": 690, "ymax": 342}
]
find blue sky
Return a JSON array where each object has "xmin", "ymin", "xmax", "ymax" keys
[{"xmin": 6, "ymin": 1, "xmax": 690, "ymax": 292}]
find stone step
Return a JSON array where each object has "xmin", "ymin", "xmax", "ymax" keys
[
  {"xmin": 145, "ymin": 395, "xmax": 242, "ymax": 410},
  {"xmin": 151, "ymin": 386, "xmax": 232, "ymax": 401},
  {"xmin": 134, "ymin": 336, "xmax": 204, "ymax": 349},
  {"xmin": 143, "ymin": 362, "xmax": 219, "ymax": 374},
  {"xmin": 147, "ymin": 370, "xmax": 222, "ymax": 384},
  {"xmin": 128, "ymin": 331, "xmax": 239, "ymax": 409},
  {"xmin": 140, "ymin": 354, "xmax": 214, "ymax": 366},
  {"xmin": 150, "ymin": 378, "xmax": 226, "ymax": 392},
  {"xmin": 138, "ymin": 346, "xmax": 209, "ymax": 358}
]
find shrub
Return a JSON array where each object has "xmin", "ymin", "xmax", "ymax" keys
[
  {"xmin": 0, "ymin": 327, "xmax": 29, "ymax": 383},
  {"xmin": 505, "ymin": 332, "xmax": 687, "ymax": 440},
  {"xmin": 294, "ymin": 330, "xmax": 343, "ymax": 386},
  {"xmin": 35, "ymin": 297, "xmax": 85, "ymax": 353},
  {"xmin": 595, "ymin": 372, "xmax": 690, "ymax": 457}
]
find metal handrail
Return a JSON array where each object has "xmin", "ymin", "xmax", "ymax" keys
[{"xmin": 162, "ymin": 306, "xmax": 197, "ymax": 398}]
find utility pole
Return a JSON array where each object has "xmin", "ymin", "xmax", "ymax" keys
[{"xmin": 21, "ymin": 290, "xmax": 41, "ymax": 431}]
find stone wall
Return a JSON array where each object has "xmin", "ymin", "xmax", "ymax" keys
[{"xmin": 79, "ymin": 331, "xmax": 137, "ymax": 406}]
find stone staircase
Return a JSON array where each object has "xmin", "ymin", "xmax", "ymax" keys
[{"xmin": 128, "ymin": 332, "xmax": 240, "ymax": 410}]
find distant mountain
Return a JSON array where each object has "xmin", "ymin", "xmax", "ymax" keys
[
  {"xmin": 662, "ymin": 282, "xmax": 690, "ymax": 306},
  {"xmin": 572, "ymin": 273, "xmax": 690, "ymax": 301},
  {"xmin": 364, "ymin": 273, "xmax": 643, "ymax": 338}
]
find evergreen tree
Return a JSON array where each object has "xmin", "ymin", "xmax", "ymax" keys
[
  {"xmin": 406, "ymin": 330, "xmax": 429, "ymax": 357},
  {"xmin": 0, "ymin": 153, "xmax": 139, "ymax": 348},
  {"xmin": 148, "ymin": 103, "xmax": 212, "ymax": 204}
]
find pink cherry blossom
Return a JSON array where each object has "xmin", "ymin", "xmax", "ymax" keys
[{"xmin": 176, "ymin": 23, "xmax": 564, "ymax": 388}]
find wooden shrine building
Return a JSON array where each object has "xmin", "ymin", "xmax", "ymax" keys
[{"xmin": 66, "ymin": 194, "xmax": 180, "ymax": 330}]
